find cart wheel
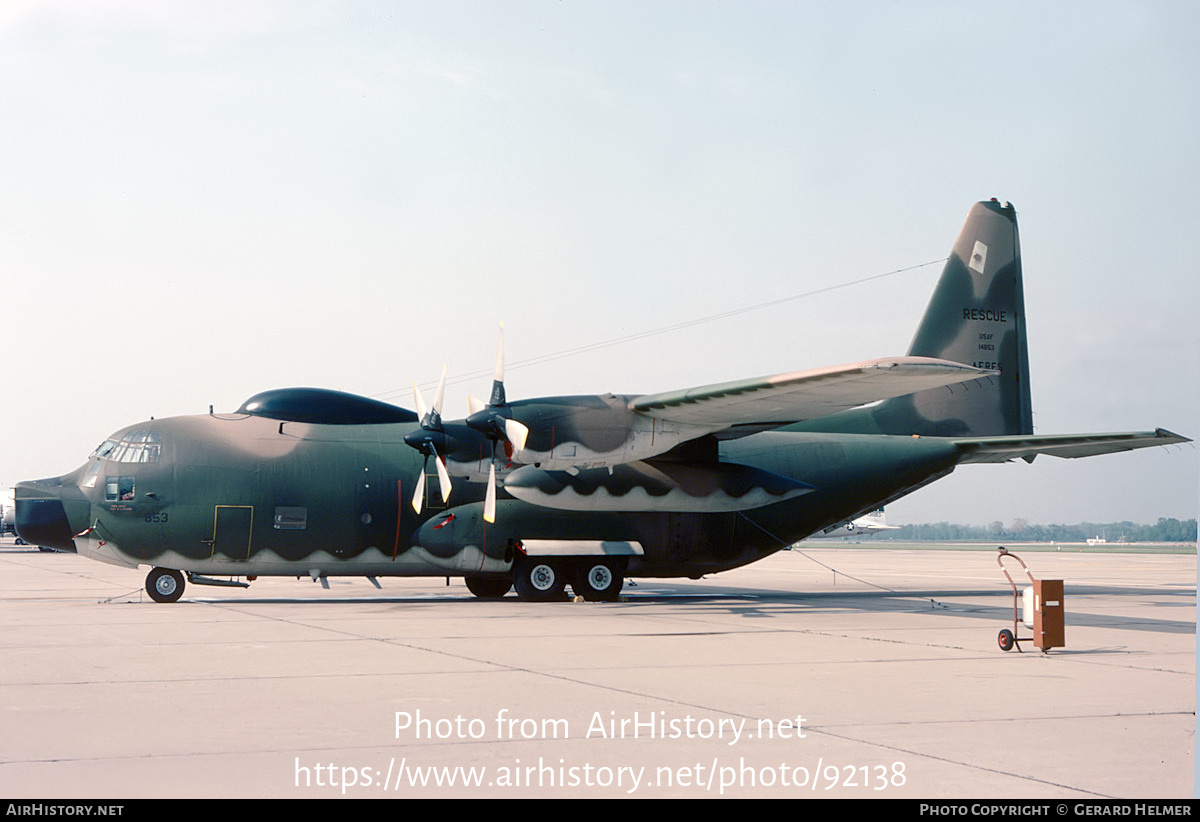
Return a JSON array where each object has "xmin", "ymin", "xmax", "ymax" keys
[{"xmin": 998, "ymin": 629, "xmax": 1015, "ymax": 652}]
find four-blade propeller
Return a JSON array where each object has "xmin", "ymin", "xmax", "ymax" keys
[
  {"xmin": 403, "ymin": 367, "xmax": 453, "ymax": 514},
  {"xmin": 464, "ymin": 325, "xmax": 528, "ymax": 522},
  {"xmin": 465, "ymin": 324, "xmax": 530, "ymax": 453},
  {"xmin": 403, "ymin": 327, "xmax": 526, "ymax": 523}
]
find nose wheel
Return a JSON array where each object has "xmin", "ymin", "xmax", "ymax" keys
[{"xmin": 146, "ymin": 567, "xmax": 185, "ymax": 603}]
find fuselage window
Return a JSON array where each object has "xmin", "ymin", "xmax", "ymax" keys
[
  {"xmin": 105, "ymin": 476, "xmax": 136, "ymax": 502},
  {"xmin": 274, "ymin": 507, "xmax": 307, "ymax": 530}
]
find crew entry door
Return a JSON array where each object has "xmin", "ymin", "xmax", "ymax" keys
[{"xmin": 212, "ymin": 505, "xmax": 254, "ymax": 560}]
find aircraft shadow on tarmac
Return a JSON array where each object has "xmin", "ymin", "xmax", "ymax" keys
[{"xmin": 91, "ymin": 576, "xmax": 1195, "ymax": 637}]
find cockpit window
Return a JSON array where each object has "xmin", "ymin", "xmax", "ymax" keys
[
  {"xmin": 80, "ymin": 462, "xmax": 103, "ymax": 489},
  {"xmin": 93, "ymin": 432, "xmax": 161, "ymax": 463},
  {"xmin": 105, "ymin": 475, "xmax": 136, "ymax": 502}
]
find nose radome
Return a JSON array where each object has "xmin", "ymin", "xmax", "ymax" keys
[{"xmin": 14, "ymin": 478, "xmax": 85, "ymax": 552}]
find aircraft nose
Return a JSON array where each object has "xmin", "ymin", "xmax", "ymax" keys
[{"xmin": 14, "ymin": 478, "xmax": 87, "ymax": 552}]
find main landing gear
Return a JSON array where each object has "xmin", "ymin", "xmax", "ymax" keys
[
  {"xmin": 571, "ymin": 559, "xmax": 624, "ymax": 601},
  {"xmin": 464, "ymin": 575, "xmax": 512, "ymax": 599},
  {"xmin": 509, "ymin": 556, "xmax": 625, "ymax": 602},
  {"xmin": 146, "ymin": 567, "xmax": 185, "ymax": 603}
]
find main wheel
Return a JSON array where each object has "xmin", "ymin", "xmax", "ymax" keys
[
  {"xmin": 513, "ymin": 558, "xmax": 566, "ymax": 602},
  {"xmin": 997, "ymin": 628, "xmax": 1015, "ymax": 652},
  {"xmin": 572, "ymin": 559, "xmax": 624, "ymax": 601},
  {"xmin": 146, "ymin": 567, "xmax": 185, "ymax": 603},
  {"xmin": 465, "ymin": 575, "xmax": 512, "ymax": 599}
]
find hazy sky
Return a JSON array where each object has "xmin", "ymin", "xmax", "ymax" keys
[{"xmin": 2, "ymin": 1, "xmax": 1197, "ymax": 527}]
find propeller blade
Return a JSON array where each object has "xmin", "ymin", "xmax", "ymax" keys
[
  {"xmin": 484, "ymin": 462, "xmax": 497, "ymax": 523},
  {"xmin": 412, "ymin": 462, "xmax": 427, "ymax": 514},
  {"xmin": 487, "ymin": 323, "xmax": 507, "ymax": 407},
  {"xmin": 504, "ymin": 418, "xmax": 530, "ymax": 453},
  {"xmin": 412, "ymin": 382, "xmax": 428, "ymax": 421},
  {"xmin": 413, "ymin": 366, "xmax": 448, "ymax": 430},
  {"xmin": 433, "ymin": 365, "xmax": 446, "ymax": 417},
  {"xmin": 434, "ymin": 453, "xmax": 452, "ymax": 502},
  {"xmin": 494, "ymin": 323, "xmax": 505, "ymax": 383},
  {"xmin": 467, "ymin": 395, "xmax": 484, "ymax": 416}
]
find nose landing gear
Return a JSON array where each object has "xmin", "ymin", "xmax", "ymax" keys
[{"xmin": 146, "ymin": 567, "xmax": 185, "ymax": 603}]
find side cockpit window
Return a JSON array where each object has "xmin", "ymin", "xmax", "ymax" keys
[
  {"xmin": 105, "ymin": 476, "xmax": 136, "ymax": 502},
  {"xmin": 93, "ymin": 432, "xmax": 161, "ymax": 464}
]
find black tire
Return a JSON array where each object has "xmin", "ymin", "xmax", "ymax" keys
[
  {"xmin": 997, "ymin": 628, "xmax": 1015, "ymax": 652},
  {"xmin": 571, "ymin": 559, "xmax": 624, "ymax": 602},
  {"xmin": 147, "ymin": 567, "xmax": 185, "ymax": 603},
  {"xmin": 465, "ymin": 575, "xmax": 511, "ymax": 599},
  {"xmin": 513, "ymin": 558, "xmax": 566, "ymax": 602}
]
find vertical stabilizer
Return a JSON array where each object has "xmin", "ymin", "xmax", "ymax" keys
[
  {"xmin": 798, "ymin": 200, "xmax": 1033, "ymax": 437},
  {"xmin": 899, "ymin": 199, "xmax": 1032, "ymax": 436}
]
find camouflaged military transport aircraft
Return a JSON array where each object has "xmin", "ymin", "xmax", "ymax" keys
[{"xmin": 14, "ymin": 200, "xmax": 1188, "ymax": 603}]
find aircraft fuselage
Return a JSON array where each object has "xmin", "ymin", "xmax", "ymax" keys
[{"xmin": 16, "ymin": 412, "xmax": 959, "ymax": 582}]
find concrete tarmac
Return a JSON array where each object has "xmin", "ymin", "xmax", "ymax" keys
[{"xmin": 1, "ymin": 537, "xmax": 1193, "ymax": 798}]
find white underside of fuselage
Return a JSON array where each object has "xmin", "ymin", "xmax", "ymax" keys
[
  {"xmin": 76, "ymin": 535, "xmax": 141, "ymax": 569},
  {"xmin": 77, "ymin": 537, "xmax": 512, "ymax": 578}
]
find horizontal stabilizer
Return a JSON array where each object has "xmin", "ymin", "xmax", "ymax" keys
[
  {"xmin": 953, "ymin": 429, "xmax": 1190, "ymax": 464},
  {"xmin": 630, "ymin": 357, "xmax": 994, "ymax": 428}
]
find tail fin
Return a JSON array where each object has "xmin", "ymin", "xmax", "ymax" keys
[
  {"xmin": 800, "ymin": 199, "xmax": 1033, "ymax": 437},
  {"xmin": 897, "ymin": 199, "xmax": 1032, "ymax": 435}
]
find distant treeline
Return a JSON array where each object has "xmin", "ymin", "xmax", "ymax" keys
[{"xmin": 887, "ymin": 518, "xmax": 1196, "ymax": 543}]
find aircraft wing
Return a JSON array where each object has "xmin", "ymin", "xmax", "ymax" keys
[
  {"xmin": 951, "ymin": 429, "xmax": 1191, "ymax": 464},
  {"xmin": 629, "ymin": 357, "xmax": 994, "ymax": 427}
]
